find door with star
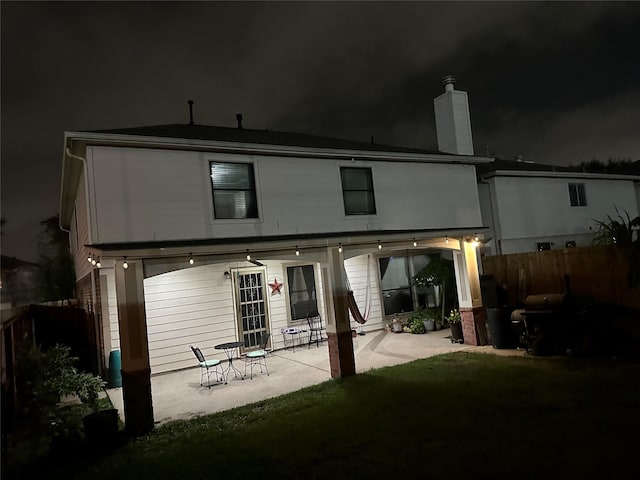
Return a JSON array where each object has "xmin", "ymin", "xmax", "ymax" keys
[{"xmin": 235, "ymin": 268, "xmax": 270, "ymax": 350}]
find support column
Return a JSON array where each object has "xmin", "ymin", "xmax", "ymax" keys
[
  {"xmin": 114, "ymin": 260, "xmax": 154, "ymax": 435},
  {"xmin": 453, "ymin": 241, "xmax": 489, "ymax": 346},
  {"xmin": 323, "ymin": 247, "xmax": 356, "ymax": 378}
]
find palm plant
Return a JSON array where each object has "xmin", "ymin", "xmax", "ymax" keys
[{"xmin": 592, "ymin": 208, "xmax": 640, "ymax": 286}]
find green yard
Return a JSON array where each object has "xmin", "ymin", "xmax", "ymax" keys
[{"xmin": 8, "ymin": 352, "xmax": 639, "ymax": 479}]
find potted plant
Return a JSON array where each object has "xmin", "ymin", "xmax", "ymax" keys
[
  {"xmin": 391, "ymin": 316, "xmax": 404, "ymax": 333},
  {"xmin": 407, "ymin": 314, "xmax": 426, "ymax": 334},
  {"xmin": 79, "ymin": 373, "xmax": 119, "ymax": 445},
  {"xmin": 448, "ymin": 309, "xmax": 464, "ymax": 343}
]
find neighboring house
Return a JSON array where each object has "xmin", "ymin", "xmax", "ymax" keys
[
  {"xmin": 0, "ymin": 255, "xmax": 40, "ymax": 309},
  {"xmin": 476, "ymin": 159, "xmax": 640, "ymax": 256},
  {"xmin": 59, "ymin": 77, "xmax": 492, "ymax": 432}
]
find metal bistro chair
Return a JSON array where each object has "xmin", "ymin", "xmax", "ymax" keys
[
  {"xmin": 244, "ymin": 332, "xmax": 271, "ymax": 380},
  {"xmin": 307, "ymin": 310, "xmax": 325, "ymax": 348},
  {"xmin": 190, "ymin": 345, "xmax": 225, "ymax": 388}
]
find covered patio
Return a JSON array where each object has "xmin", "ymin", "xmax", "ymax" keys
[{"xmin": 107, "ymin": 329, "xmax": 523, "ymax": 426}]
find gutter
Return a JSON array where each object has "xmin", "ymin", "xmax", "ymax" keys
[{"xmin": 63, "ymin": 131, "xmax": 495, "ymax": 165}]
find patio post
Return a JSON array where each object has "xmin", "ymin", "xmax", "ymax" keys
[
  {"xmin": 323, "ymin": 246, "xmax": 356, "ymax": 378},
  {"xmin": 114, "ymin": 260, "xmax": 154, "ymax": 434},
  {"xmin": 452, "ymin": 241, "xmax": 488, "ymax": 346}
]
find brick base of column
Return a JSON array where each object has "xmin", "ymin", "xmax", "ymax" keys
[
  {"xmin": 460, "ymin": 306, "xmax": 489, "ymax": 346},
  {"xmin": 121, "ymin": 368, "xmax": 154, "ymax": 435},
  {"xmin": 327, "ymin": 331, "xmax": 356, "ymax": 378}
]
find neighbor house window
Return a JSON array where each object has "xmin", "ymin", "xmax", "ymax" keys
[
  {"xmin": 568, "ymin": 183, "xmax": 586, "ymax": 207},
  {"xmin": 340, "ymin": 167, "xmax": 376, "ymax": 215},
  {"xmin": 210, "ymin": 162, "xmax": 258, "ymax": 219},
  {"xmin": 287, "ymin": 265, "xmax": 317, "ymax": 321}
]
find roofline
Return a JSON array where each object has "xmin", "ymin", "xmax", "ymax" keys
[
  {"xmin": 479, "ymin": 170, "xmax": 640, "ymax": 181},
  {"xmin": 85, "ymin": 226, "xmax": 488, "ymax": 258},
  {"xmin": 63, "ymin": 131, "xmax": 494, "ymax": 165}
]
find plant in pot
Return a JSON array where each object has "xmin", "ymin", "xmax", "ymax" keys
[
  {"xmin": 413, "ymin": 254, "xmax": 457, "ymax": 327},
  {"xmin": 407, "ymin": 314, "xmax": 426, "ymax": 334},
  {"xmin": 448, "ymin": 309, "xmax": 464, "ymax": 344}
]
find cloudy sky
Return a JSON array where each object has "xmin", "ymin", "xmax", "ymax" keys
[{"xmin": 2, "ymin": 1, "xmax": 640, "ymax": 261}]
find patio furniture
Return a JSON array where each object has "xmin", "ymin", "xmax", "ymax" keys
[
  {"xmin": 244, "ymin": 332, "xmax": 271, "ymax": 379},
  {"xmin": 215, "ymin": 341, "xmax": 245, "ymax": 381},
  {"xmin": 281, "ymin": 326, "xmax": 307, "ymax": 351},
  {"xmin": 190, "ymin": 345, "xmax": 225, "ymax": 388},
  {"xmin": 307, "ymin": 310, "xmax": 325, "ymax": 348}
]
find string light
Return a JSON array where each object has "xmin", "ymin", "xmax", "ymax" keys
[
  {"xmin": 91, "ymin": 257, "xmax": 97, "ymax": 266},
  {"xmin": 295, "ymin": 246, "xmax": 300, "ymax": 256},
  {"xmin": 96, "ymin": 258, "xmax": 101, "ymax": 268},
  {"xmin": 377, "ymin": 241, "xmax": 382, "ymax": 250},
  {"xmin": 445, "ymin": 236, "xmax": 449, "ymax": 244},
  {"xmin": 246, "ymin": 250, "xmax": 251, "ymax": 261},
  {"xmin": 473, "ymin": 233, "xmax": 479, "ymax": 242},
  {"xmin": 123, "ymin": 257, "xmax": 128, "ymax": 269},
  {"xmin": 413, "ymin": 238, "xmax": 418, "ymax": 247},
  {"xmin": 87, "ymin": 254, "xmax": 92, "ymax": 263},
  {"xmin": 189, "ymin": 254, "xmax": 194, "ymax": 265},
  {"xmin": 338, "ymin": 243, "xmax": 343, "ymax": 253}
]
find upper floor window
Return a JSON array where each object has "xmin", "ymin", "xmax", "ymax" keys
[
  {"xmin": 568, "ymin": 183, "xmax": 586, "ymax": 207},
  {"xmin": 210, "ymin": 162, "xmax": 258, "ymax": 219},
  {"xmin": 340, "ymin": 167, "xmax": 376, "ymax": 215}
]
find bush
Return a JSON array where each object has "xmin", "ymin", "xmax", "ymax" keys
[
  {"xmin": 408, "ymin": 316, "xmax": 426, "ymax": 334},
  {"xmin": 13, "ymin": 343, "xmax": 106, "ymax": 453}
]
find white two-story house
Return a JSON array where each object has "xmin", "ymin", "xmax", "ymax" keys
[
  {"xmin": 59, "ymin": 77, "xmax": 492, "ymax": 432},
  {"xmin": 476, "ymin": 159, "xmax": 640, "ymax": 256}
]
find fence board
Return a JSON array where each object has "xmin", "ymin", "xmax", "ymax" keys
[{"xmin": 482, "ymin": 246, "xmax": 638, "ymax": 309}]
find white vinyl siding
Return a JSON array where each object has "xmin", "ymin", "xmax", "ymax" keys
[{"xmin": 88, "ymin": 146, "xmax": 482, "ymax": 245}]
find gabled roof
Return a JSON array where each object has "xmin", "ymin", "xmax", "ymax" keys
[
  {"xmin": 475, "ymin": 158, "xmax": 580, "ymax": 176},
  {"xmin": 90, "ymin": 123, "xmax": 444, "ymax": 155},
  {"xmin": 477, "ymin": 158, "xmax": 640, "ymax": 181}
]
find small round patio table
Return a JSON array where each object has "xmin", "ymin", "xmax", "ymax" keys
[{"xmin": 215, "ymin": 341, "xmax": 245, "ymax": 381}]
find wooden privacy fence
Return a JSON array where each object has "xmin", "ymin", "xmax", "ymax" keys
[{"xmin": 482, "ymin": 246, "xmax": 639, "ymax": 310}]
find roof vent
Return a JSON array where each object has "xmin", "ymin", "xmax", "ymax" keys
[
  {"xmin": 236, "ymin": 113, "xmax": 243, "ymax": 129},
  {"xmin": 187, "ymin": 100, "xmax": 194, "ymax": 126}
]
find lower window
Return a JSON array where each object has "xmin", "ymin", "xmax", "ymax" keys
[{"xmin": 287, "ymin": 265, "xmax": 318, "ymax": 321}]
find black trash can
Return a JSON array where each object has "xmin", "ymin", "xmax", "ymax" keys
[{"xmin": 487, "ymin": 307, "xmax": 516, "ymax": 349}]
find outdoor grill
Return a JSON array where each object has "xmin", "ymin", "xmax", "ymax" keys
[{"xmin": 515, "ymin": 294, "xmax": 575, "ymax": 355}]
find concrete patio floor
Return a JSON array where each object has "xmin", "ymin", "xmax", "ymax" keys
[{"xmin": 107, "ymin": 328, "xmax": 526, "ymax": 426}]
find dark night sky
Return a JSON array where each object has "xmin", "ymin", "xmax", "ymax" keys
[{"xmin": 2, "ymin": 1, "xmax": 640, "ymax": 262}]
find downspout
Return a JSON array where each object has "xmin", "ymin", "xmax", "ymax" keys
[
  {"xmin": 478, "ymin": 177, "xmax": 501, "ymax": 255},
  {"xmin": 64, "ymin": 146, "xmax": 106, "ymax": 375},
  {"xmin": 65, "ymin": 147, "xmax": 96, "ymax": 247}
]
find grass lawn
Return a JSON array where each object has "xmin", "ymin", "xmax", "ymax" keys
[{"xmin": 8, "ymin": 352, "xmax": 640, "ymax": 479}]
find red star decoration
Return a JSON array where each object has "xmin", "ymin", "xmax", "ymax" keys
[{"xmin": 268, "ymin": 277, "xmax": 283, "ymax": 295}]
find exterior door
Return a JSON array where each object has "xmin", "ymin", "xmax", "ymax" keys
[{"xmin": 235, "ymin": 269, "xmax": 270, "ymax": 351}]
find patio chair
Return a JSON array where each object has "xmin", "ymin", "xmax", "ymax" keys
[
  {"xmin": 307, "ymin": 310, "xmax": 325, "ymax": 348},
  {"xmin": 190, "ymin": 345, "xmax": 225, "ymax": 388},
  {"xmin": 244, "ymin": 332, "xmax": 270, "ymax": 380}
]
